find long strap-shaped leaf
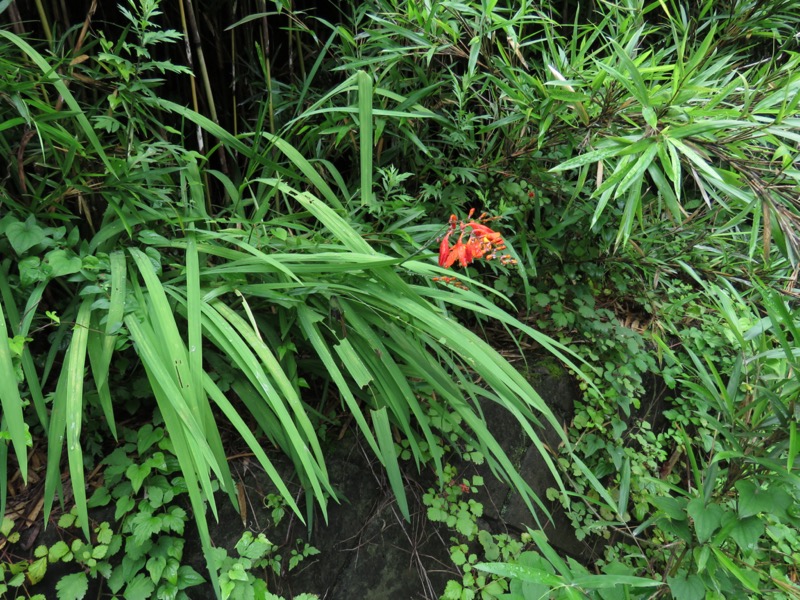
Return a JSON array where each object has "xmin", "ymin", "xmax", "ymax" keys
[
  {"xmin": 199, "ymin": 300, "xmax": 334, "ymax": 518},
  {"xmin": 42, "ymin": 298, "xmax": 93, "ymax": 539},
  {"xmin": 0, "ymin": 268, "xmax": 47, "ymax": 429},
  {"xmin": 127, "ymin": 250, "xmax": 235, "ymax": 514},
  {"xmin": 0, "ymin": 296, "xmax": 28, "ymax": 485},
  {"xmin": 86, "ymin": 251, "xmax": 126, "ymax": 440}
]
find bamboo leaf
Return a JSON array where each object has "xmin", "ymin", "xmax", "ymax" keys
[{"xmin": 357, "ymin": 70, "xmax": 374, "ymax": 207}]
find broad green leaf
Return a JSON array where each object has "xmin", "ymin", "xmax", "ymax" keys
[
  {"xmin": 686, "ymin": 497, "xmax": 723, "ymax": 543},
  {"xmin": 55, "ymin": 572, "xmax": 88, "ymax": 600},
  {"xmin": 44, "ymin": 250, "xmax": 82, "ymax": 278},
  {"xmin": 728, "ymin": 516, "xmax": 764, "ymax": 554},
  {"xmin": 667, "ymin": 572, "xmax": 705, "ymax": 600},
  {"xmin": 6, "ymin": 216, "xmax": 45, "ymax": 255}
]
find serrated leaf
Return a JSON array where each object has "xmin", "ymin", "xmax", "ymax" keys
[
  {"xmin": 96, "ymin": 525, "xmax": 113, "ymax": 546},
  {"xmin": 478, "ymin": 530, "xmax": 499, "ymax": 561},
  {"xmin": 26, "ymin": 557, "xmax": 47, "ymax": 585},
  {"xmin": 49, "ymin": 541, "xmax": 70, "ymax": 562},
  {"xmin": 237, "ymin": 535, "xmax": 272, "ymax": 561},
  {"xmin": 227, "ymin": 563, "xmax": 249, "ymax": 582},
  {"xmin": 58, "ymin": 513, "xmax": 76, "ymax": 528},
  {"xmin": 160, "ymin": 510, "xmax": 185, "ymax": 535},
  {"xmin": 1, "ymin": 516, "xmax": 14, "ymax": 536},
  {"xmin": 108, "ymin": 565, "xmax": 126, "ymax": 594},
  {"xmin": 56, "ymin": 572, "xmax": 88, "ymax": 600},
  {"xmin": 131, "ymin": 512, "xmax": 162, "ymax": 545},
  {"xmin": 123, "ymin": 573, "xmax": 156, "ymax": 600}
]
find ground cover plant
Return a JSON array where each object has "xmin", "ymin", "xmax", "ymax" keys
[{"xmin": 2, "ymin": 0, "xmax": 800, "ymax": 598}]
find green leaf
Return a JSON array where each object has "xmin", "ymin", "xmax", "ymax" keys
[
  {"xmin": 146, "ymin": 555, "xmax": 166, "ymax": 583},
  {"xmin": 130, "ymin": 512, "xmax": 163, "ymax": 545},
  {"xmin": 358, "ymin": 70, "xmax": 374, "ymax": 207},
  {"xmin": 711, "ymin": 548, "xmax": 760, "ymax": 593},
  {"xmin": 227, "ymin": 563, "xmax": 249, "ymax": 582},
  {"xmin": 123, "ymin": 573, "xmax": 156, "ymax": 600},
  {"xmin": 45, "ymin": 250, "xmax": 82, "ymax": 278},
  {"xmin": 0, "ymin": 31, "xmax": 118, "ymax": 180},
  {"xmin": 176, "ymin": 565, "xmax": 206, "ymax": 590},
  {"xmin": 86, "ymin": 486, "xmax": 111, "ymax": 508},
  {"xmin": 736, "ymin": 480, "xmax": 779, "ymax": 518},
  {"xmin": 55, "ymin": 572, "xmax": 88, "ymax": 600},
  {"xmin": 652, "ymin": 495, "xmax": 688, "ymax": 521},
  {"xmin": 728, "ymin": 516, "xmax": 764, "ymax": 555},
  {"xmin": 126, "ymin": 463, "xmax": 151, "ymax": 494},
  {"xmin": 160, "ymin": 507, "xmax": 186, "ymax": 534},
  {"xmin": 478, "ymin": 530, "xmax": 500, "ymax": 561},
  {"xmin": 115, "ymin": 495, "xmax": 136, "ymax": 520},
  {"xmin": 667, "ymin": 572, "xmax": 705, "ymax": 600},
  {"xmin": 334, "ymin": 338, "xmax": 373, "ymax": 388},
  {"xmin": 686, "ymin": 497, "xmax": 723, "ymax": 543},
  {"xmin": 6, "ymin": 216, "xmax": 45, "ymax": 254},
  {"xmin": 27, "ymin": 556, "xmax": 47, "ymax": 585},
  {"xmin": 0, "ymin": 303, "xmax": 28, "ymax": 484},
  {"xmin": 372, "ymin": 407, "xmax": 409, "ymax": 520},
  {"xmin": 475, "ymin": 561, "xmax": 564, "ymax": 587},
  {"xmin": 642, "ymin": 105, "xmax": 657, "ymax": 128},
  {"xmin": 49, "ymin": 541, "xmax": 70, "ymax": 562}
]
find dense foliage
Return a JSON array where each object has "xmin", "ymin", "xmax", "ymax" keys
[{"xmin": 2, "ymin": 0, "xmax": 799, "ymax": 598}]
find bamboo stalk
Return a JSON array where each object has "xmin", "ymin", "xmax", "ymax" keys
[
  {"xmin": 183, "ymin": 0, "xmax": 220, "ymax": 127},
  {"xmin": 7, "ymin": 1, "xmax": 26, "ymax": 36},
  {"xmin": 32, "ymin": 0, "xmax": 53, "ymax": 44},
  {"xmin": 259, "ymin": 0, "xmax": 275, "ymax": 134},
  {"xmin": 182, "ymin": 0, "xmax": 228, "ymax": 190},
  {"xmin": 178, "ymin": 0, "xmax": 201, "ymax": 138}
]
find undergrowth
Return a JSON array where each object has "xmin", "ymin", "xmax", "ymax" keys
[{"xmin": 2, "ymin": 0, "xmax": 800, "ymax": 598}]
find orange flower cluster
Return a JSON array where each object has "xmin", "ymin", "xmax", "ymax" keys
[
  {"xmin": 431, "ymin": 275, "xmax": 468, "ymax": 290},
  {"xmin": 437, "ymin": 209, "xmax": 516, "ymax": 269}
]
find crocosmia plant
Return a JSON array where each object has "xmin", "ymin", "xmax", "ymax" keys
[{"xmin": 435, "ymin": 209, "xmax": 516, "ymax": 287}]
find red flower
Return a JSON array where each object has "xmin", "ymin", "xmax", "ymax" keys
[
  {"xmin": 435, "ymin": 210, "xmax": 517, "ymax": 288},
  {"xmin": 438, "ymin": 210, "xmax": 513, "ymax": 269}
]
